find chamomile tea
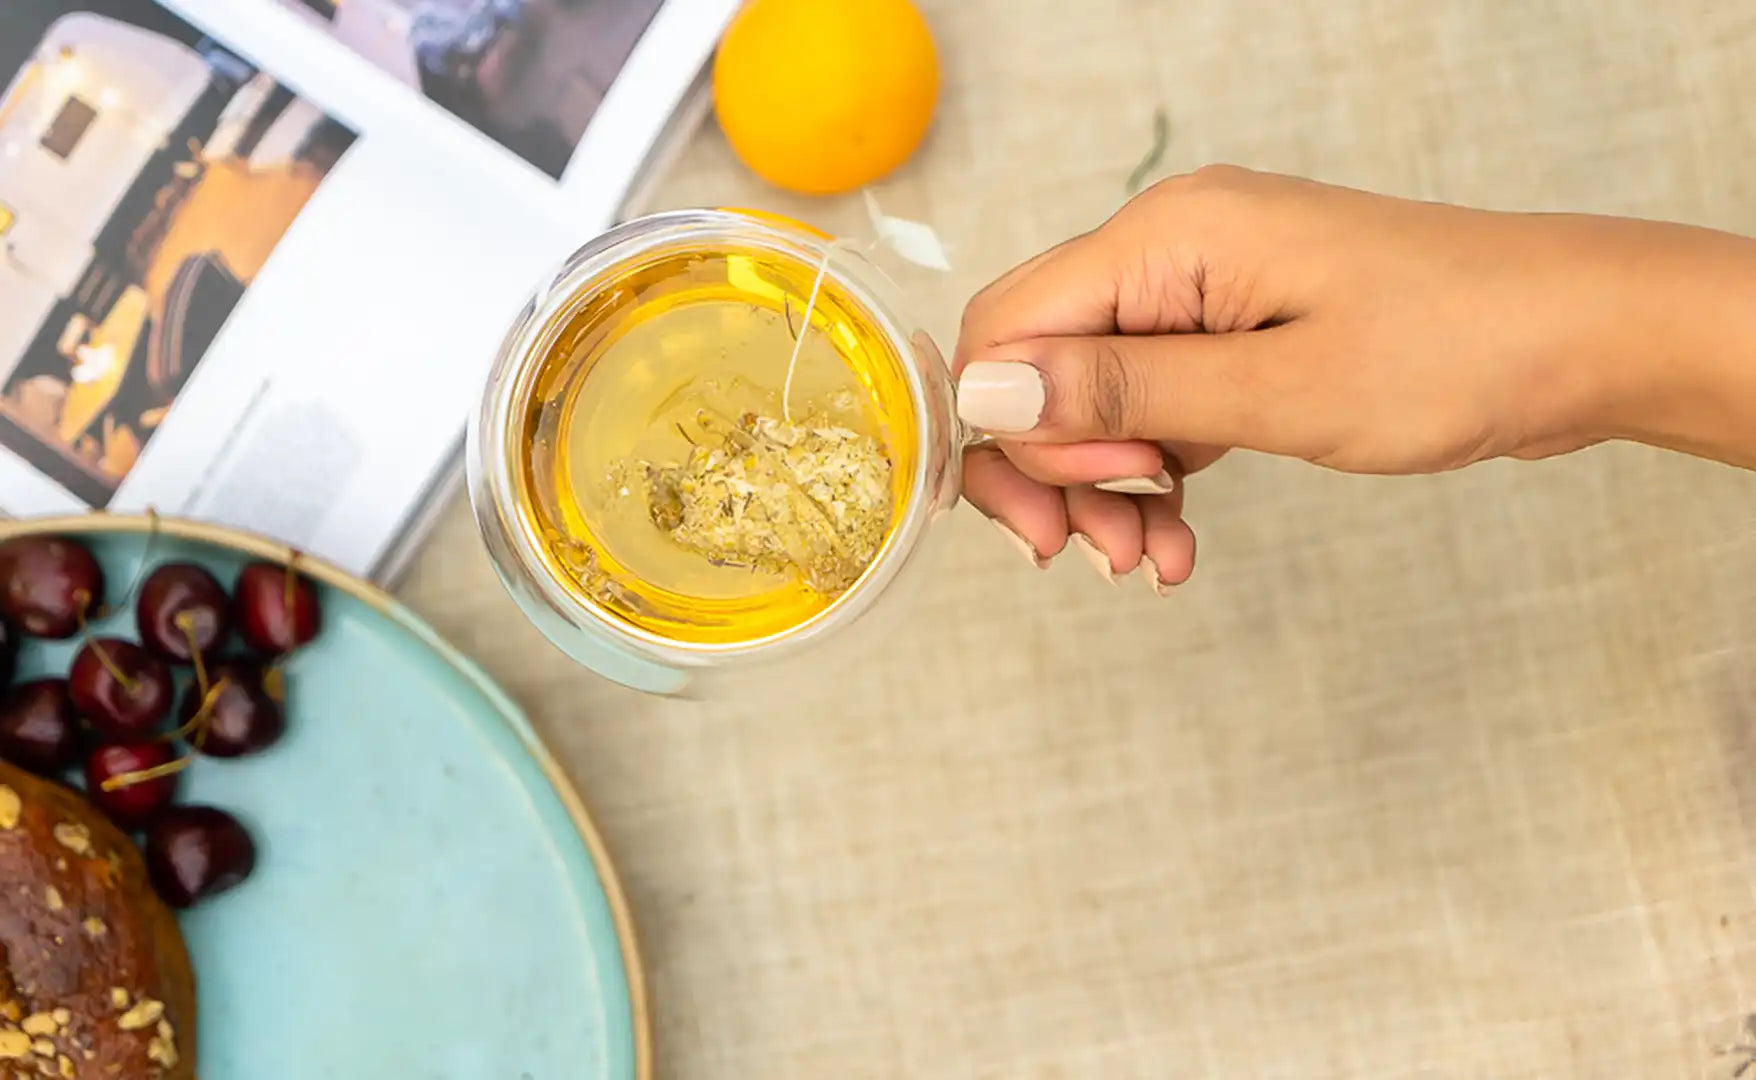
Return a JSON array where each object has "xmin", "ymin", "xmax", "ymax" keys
[{"xmin": 512, "ymin": 240, "xmax": 920, "ymax": 645}]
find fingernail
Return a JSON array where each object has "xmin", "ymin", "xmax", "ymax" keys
[
  {"xmin": 1141, "ymin": 555, "xmax": 1174, "ymax": 597},
  {"xmin": 957, "ymin": 361, "xmax": 1046, "ymax": 433},
  {"xmin": 990, "ymin": 517, "xmax": 1048, "ymax": 569},
  {"xmin": 1095, "ymin": 470, "xmax": 1177, "ymax": 496},
  {"xmin": 1068, "ymin": 533, "xmax": 1117, "ymax": 585}
]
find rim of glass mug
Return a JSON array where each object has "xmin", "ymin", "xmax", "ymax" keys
[{"xmin": 466, "ymin": 209, "xmax": 963, "ymax": 688}]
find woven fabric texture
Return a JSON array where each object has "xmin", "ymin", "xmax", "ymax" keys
[{"xmin": 400, "ymin": 2, "xmax": 1756, "ymax": 1075}]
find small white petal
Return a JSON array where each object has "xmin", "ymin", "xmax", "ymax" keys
[
  {"xmin": 879, "ymin": 216, "xmax": 954, "ymax": 271},
  {"xmin": 861, "ymin": 190, "xmax": 952, "ymax": 271},
  {"xmin": 861, "ymin": 189, "xmax": 888, "ymax": 237}
]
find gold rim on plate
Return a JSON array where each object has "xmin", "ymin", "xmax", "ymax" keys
[{"xmin": 0, "ymin": 510, "xmax": 653, "ymax": 1080}]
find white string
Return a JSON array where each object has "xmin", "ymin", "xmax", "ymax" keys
[
  {"xmin": 780, "ymin": 240, "xmax": 838, "ymax": 424},
  {"xmin": 779, "ymin": 215, "xmax": 937, "ymax": 423}
]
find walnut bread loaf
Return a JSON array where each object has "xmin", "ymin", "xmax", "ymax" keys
[{"xmin": 0, "ymin": 759, "xmax": 195, "ymax": 1079}]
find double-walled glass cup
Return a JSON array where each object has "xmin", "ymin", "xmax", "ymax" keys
[{"xmin": 467, "ymin": 209, "xmax": 966, "ymax": 695}]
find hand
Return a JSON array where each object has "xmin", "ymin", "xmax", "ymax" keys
[{"xmin": 952, "ymin": 165, "xmax": 1756, "ymax": 588}]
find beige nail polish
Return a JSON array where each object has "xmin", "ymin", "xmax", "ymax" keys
[
  {"xmin": 1141, "ymin": 555, "xmax": 1174, "ymax": 597},
  {"xmin": 991, "ymin": 517, "xmax": 1048, "ymax": 569},
  {"xmin": 1095, "ymin": 470, "xmax": 1177, "ymax": 496},
  {"xmin": 1068, "ymin": 533, "xmax": 1117, "ymax": 585},
  {"xmin": 957, "ymin": 361, "xmax": 1046, "ymax": 434}
]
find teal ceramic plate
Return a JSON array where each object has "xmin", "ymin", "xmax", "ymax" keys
[{"xmin": 0, "ymin": 514, "xmax": 648, "ymax": 1080}]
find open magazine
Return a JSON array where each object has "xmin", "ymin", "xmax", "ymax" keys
[{"xmin": 0, "ymin": 0, "xmax": 737, "ymax": 582}]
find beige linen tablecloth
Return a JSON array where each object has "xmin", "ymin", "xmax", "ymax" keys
[{"xmin": 400, "ymin": 1, "xmax": 1756, "ymax": 1075}]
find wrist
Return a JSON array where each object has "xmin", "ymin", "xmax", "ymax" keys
[{"xmin": 1559, "ymin": 216, "xmax": 1756, "ymax": 467}]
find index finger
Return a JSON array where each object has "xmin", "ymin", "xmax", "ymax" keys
[{"xmin": 953, "ymin": 227, "xmax": 1121, "ymax": 377}]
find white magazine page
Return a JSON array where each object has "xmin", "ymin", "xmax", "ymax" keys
[
  {"xmin": 226, "ymin": 0, "xmax": 738, "ymax": 213},
  {"xmin": 556, "ymin": 0, "xmax": 735, "ymax": 215},
  {"xmin": 0, "ymin": 0, "xmax": 732, "ymax": 580}
]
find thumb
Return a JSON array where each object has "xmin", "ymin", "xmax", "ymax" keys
[{"xmin": 954, "ymin": 330, "xmax": 1327, "ymax": 454}]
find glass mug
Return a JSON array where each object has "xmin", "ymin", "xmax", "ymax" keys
[{"xmin": 467, "ymin": 209, "xmax": 968, "ymax": 695}]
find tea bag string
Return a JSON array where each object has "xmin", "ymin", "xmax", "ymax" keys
[
  {"xmin": 781, "ymin": 236, "xmax": 882, "ymax": 424},
  {"xmin": 781, "ymin": 195, "xmax": 953, "ymax": 422}
]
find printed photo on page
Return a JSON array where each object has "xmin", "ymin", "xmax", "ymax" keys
[
  {"xmin": 0, "ymin": 0, "xmax": 357, "ymax": 507},
  {"xmin": 272, "ymin": 0, "xmax": 663, "ymax": 180}
]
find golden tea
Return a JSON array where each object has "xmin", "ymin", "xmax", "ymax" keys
[
  {"xmin": 513, "ymin": 241, "xmax": 920, "ymax": 645},
  {"xmin": 471, "ymin": 209, "xmax": 966, "ymax": 694}
]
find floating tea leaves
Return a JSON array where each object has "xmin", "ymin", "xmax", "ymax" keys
[
  {"xmin": 581, "ymin": 202, "xmax": 954, "ymax": 613},
  {"xmin": 609, "ymin": 402, "xmax": 893, "ymax": 595}
]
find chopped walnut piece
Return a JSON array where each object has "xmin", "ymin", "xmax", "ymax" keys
[
  {"xmin": 46, "ymin": 1013, "xmax": 67, "ymax": 1030},
  {"xmin": 107, "ymin": 989, "xmax": 127, "ymax": 1011},
  {"xmin": 0, "ymin": 1001, "xmax": 21, "ymax": 1022},
  {"xmin": 18, "ymin": 1016, "xmax": 54, "ymax": 1038},
  {"xmin": 28, "ymin": 1039, "xmax": 52, "ymax": 1058},
  {"xmin": 0, "ymin": 786, "xmax": 19, "ymax": 829},
  {"xmin": 81, "ymin": 917, "xmax": 105, "ymax": 938},
  {"xmin": 41, "ymin": 887, "xmax": 61, "ymax": 912},
  {"xmin": 49, "ymin": 824, "xmax": 90, "ymax": 857},
  {"xmin": 0, "ymin": 1031, "xmax": 28, "ymax": 1058},
  {"xmin": 145, "ymin": 1036, "xmax": 177, "ymax": 1069},
  {"xmin": 115, "ymin": 998, "xmax": 162, "ymax": 1031},
  {"xmin": 54, "ymin": 1056, "xmax": 71, "ymax": 1079}
]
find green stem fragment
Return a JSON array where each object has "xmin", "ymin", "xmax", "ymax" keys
[{"xmin": 1126, "ymin": 108, "xmax": 1171, "ymax": 195}]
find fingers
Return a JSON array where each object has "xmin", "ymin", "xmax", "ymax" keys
[
  {"xmin": 1159, "ymin": 441, "xmax": 1228, "ymax": 477},
  {"xmin": 960, "ymin": 444, "xmax": 1066, "ymax": 565},
  {"xmin": 953, "ymin": 228, "xmax": 1119, "ymax": 377},
  {"xmin": 1139, "ymin": 491, "xmax": 1195, "ymax": 594},
  {"xmin": 956, "ymin": 327, "xmax": 1333, "ymax": 457},
  {"xmin": 1000, "ymin": 439, "xmax": 1173, "ymax": 492},
  {"xmin": 954, "ymin": 182, "xmax": 1231, "ymax": 379},
  {"xmin": 962, "ymin": 444, "xmax": 1196, "ymax": 592},
  {"xmin": 962, "ymin": 231, "xmax": 1093, "ymax": 326},
  {"xmin": 1064, "ymin": 487, "xmax": 1144, "ymax": 582},
  {"xmin": 997, "ymin": 438, "xmax": 1226, "ymax": 489},
  {"xmin": 1058, "ymin": 485, "xmax": 1193, "ymax": 592}
]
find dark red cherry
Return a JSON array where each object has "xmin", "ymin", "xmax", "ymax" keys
[
  {"xmin": 0, "ymin": 679, "xmax": 82, "ymax": 775},
  {"xmin": 177, "ymin": 661, "xmax": 285, "ymax": 758},
  {"xmin": 68, "ymin": 638, "xmax": 173, "ymax": 739},
  {"xmin": 233, "ymin": 562, "xmax": 321, "ymax": 656},
  {"xmin": 143, "ymin": 805, "xmax": 255, "ymax": 908},
  {"xmin": 83, "ymin": 741, "xmax": 184, "ymax": 827},
  {"xmin": 0, "ymin": 536, "xmax": 103, "ymax": 639},
  {"xmin": 136, "ymin": 563, "xmax": 231, "ymax": 663}
]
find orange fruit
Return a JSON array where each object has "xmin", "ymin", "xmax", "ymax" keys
[{"xmin": 713, "ymin": 0, "xmax": 940, "ymax": 197}]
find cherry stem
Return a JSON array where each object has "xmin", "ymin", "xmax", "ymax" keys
[
  {"xmin": 98, "ymin": 754, "xmax": 190, "ymax": 792},
  {"xmin": 176, "ymin": 611, "xmax": 208, "ymax": 695},
  {"xmin": 262, "ymin": 664, "xmax": 286, "ymax": 705},
  {"xmin": 74, "ymin": 596, "xmax": 136, "ymax": 694},
  {"xmin": 283, "ymin": 554, "xmax": 299, "ymax": 618},
  {"xmin": 165, "ymin": 678, "xmax": 229, "ymax": 744}
]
